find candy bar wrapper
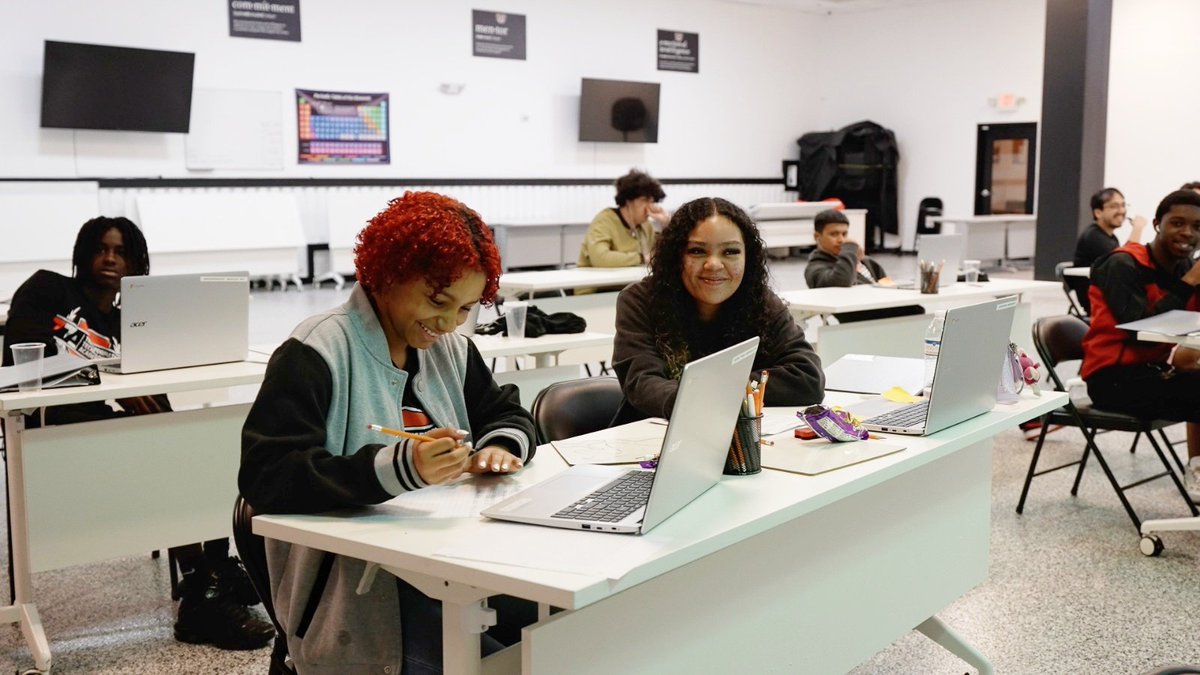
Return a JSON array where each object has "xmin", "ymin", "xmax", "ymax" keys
[{"xmin": 798, "ymin": 404, "xmax": 869, "ymax": 442}]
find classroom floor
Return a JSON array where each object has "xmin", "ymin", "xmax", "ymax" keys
[{"xmin": 2, "ymin": 254, "xmax": 1198, "ymax": 674}]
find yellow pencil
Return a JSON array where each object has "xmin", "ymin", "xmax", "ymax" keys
[{"xmin": 366, "ymin": 423, "xmax": 437, "ymax": 443}]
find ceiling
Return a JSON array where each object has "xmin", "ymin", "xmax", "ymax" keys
[{"xmin": 721, "ymin": 0, "xmax": 960, "ymax": 15}]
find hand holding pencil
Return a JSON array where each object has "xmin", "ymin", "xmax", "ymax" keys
[{"xmin": 368, "ymin": 424, "xmax": 472, "ymax": 485}]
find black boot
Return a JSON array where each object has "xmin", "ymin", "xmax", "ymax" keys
[
  {"xmin": 212, "ymin": 555, "xmax": 263, "ymax": 606},
  {"xmin": 174, "ymin": 571, "xmax": 275, "ymax": 650}
]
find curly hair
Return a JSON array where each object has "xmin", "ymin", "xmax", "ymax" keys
[
  {"xmin": 645, "ymin": 197, "xmax": 772, "ymax": 377},
  {"xmin": 71, "ymin": 216, "xmax": 150, "ymax": 284},
  {"xmin": 354, "ymin": 191, "xmax": 502, "ymax": 303},
  {"xmin": 613, "ymin": 169, "xmax": 666, "ymax": 207}
]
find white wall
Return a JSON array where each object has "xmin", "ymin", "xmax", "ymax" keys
[
  {"xmin": 814, "ymin": 0, "xmax": 1046, "ymax": 249},
  {"xmin": 1106, "ymin": 0, "xmax": 1200, "ymax": 221},
  {"xmin": 0, "ymin": 0, "xmax": 822, "ymax": 180}
]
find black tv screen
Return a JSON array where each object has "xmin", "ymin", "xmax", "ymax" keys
[
  {"xmin": 41, "ymin": 40, "xmax": 195, "ymax": 133},
  {"xmin": 579, "ymin": 78, "xmax": 660, "ymax": 143}
]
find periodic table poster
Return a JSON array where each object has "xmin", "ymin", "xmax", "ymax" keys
[{"xmin": 295, "ymin": 89, "xmax": 390, "ymax": 164}]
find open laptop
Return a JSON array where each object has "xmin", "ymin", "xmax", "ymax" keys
[
  {"xmin": 844, "ymin": 297, "xmax": 1017, "ymax": 435},
  {"xmin": 886, "ymin": 233, "xmax": 966, "ymax": 289},
  {"xmin": 483, "ymin": 336, "xmax": 760, "ymax": 534},
  {"xmin": 100, "ymin": 272, "xmax": 250, "ymax": 374}
]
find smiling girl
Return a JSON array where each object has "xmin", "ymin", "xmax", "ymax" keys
[{"xmin": 611, "ymin": 197, "xmax": 825, "ymax": 424}]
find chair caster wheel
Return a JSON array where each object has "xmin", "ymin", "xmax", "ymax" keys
[{"xmin": 1139, "ymin": 534, "xmax": 1164, "ymax": 557}]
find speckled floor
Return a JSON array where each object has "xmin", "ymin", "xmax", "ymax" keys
[{"xmin": 1, "ymin": 256, "xmax": 1197, "ymax": 674}]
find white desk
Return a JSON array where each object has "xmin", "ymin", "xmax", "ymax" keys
[
  {"xmin": 475, "ymin": 332, "xmax": 616, "ymax": 409},
  {"xmin": 930, "ymin": 214, "xmax": 1037, "ymax": 265},
  {"xmin": 0, "ymin": 361, "xmax": 266, "ymax": 672},
  {"xmin": 498, "ymin": 266, "xmax": 646, "ymax": 300},
  {"xmin": 780, "ymin": 279, "xmax": 1057, "ymax": 364},
  {"xmin": 492, "ymin": 222, "xmax": 591, "ymax": 271},
  {"xmin": 254, "ymin": 390, "xmax": 1064, "ymax": 674}
]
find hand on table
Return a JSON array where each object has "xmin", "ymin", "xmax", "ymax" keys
[
  {"xmin": 466, "ymin": 445, "xmax": 524, "ymax": 475},
  {"xmin": 1173, "ymin": 346, "xmax": 1200, "ymax": 374}
]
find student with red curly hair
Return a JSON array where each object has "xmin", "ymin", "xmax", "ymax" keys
[{"xmin": 240, "ymin": 191, "xmax": 536, "ymax": 672}]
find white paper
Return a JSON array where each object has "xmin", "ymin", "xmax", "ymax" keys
[
  {"xmin": 380, "ymin": 477, "xmax": 529, "ymax": 519},
  {"xmin": 551, "ymin": 418, "xmax": 666, "ymax": 465},
  {"xmin": 435, "ymin": 522, "xmax": 667, "ymax": 579}
]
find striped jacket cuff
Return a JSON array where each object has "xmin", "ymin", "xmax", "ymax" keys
[
  {"xmin": 476, "ymin": 427, "xmax": 531, "ymax": 462},
  {"xmin": 374, "ymin": 440, "xmax": 428, "ymax": 495}
]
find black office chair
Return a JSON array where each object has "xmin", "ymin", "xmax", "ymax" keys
[
  {"xmin": 913, "ymin": 196, "xmax": 943, "ymax": 248},
  {"xmin": 530, "ymin": 377, "xmax": 623, "ymax": 443},
  {"xmin": 1016, "ymin": 316, "xmax": 1196, "ymax": 532},
  {"xmin": 232, "ymin": 495, "xmax": 295, "ymax": 675},
  {"xmin": 1054, "ymin": 261, "xmax": 1091, "ymax": 319}
]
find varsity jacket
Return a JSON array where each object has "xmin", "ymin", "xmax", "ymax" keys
[
  {"xmin": 239, "ymin": 284, "xmax": 535, "ymax": 673},
  {"xmin": 578, "ymin": 207, "xmax": 654, "ymax": 267},
  {"xmin": 1081, "ymin": 242, "xmax": 1200, "ymax": 380},
  {"xmin": 611, "ymin": 278, "xmax": 824, "ymax": 424},
  {"xmin": 804, "ymin": 243, "xmax": 888, "ymax": 288}
]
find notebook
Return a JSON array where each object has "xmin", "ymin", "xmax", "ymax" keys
[
  {"xmin": 482, "ymin": 336, "xmax": 760, "ymax": 534},
  {"xmin": 1115, "ymin": 310, "xmax": 1200, "ymax": 337},
  {"xmin": 100, "ymin": 272, "xmax": 250, "ymax": 374},
  {"xmin": 844, "ymin": 297, "xmax": 1017, "ymax": 435},
  {"xmin": 885, "ymin": 233, "xmax": 966, "ymax": 289}
]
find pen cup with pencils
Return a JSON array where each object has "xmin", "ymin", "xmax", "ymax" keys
[
  {"xmin": 724, "ymin": 413, "xmax": 763, "ymax": 476},
  {"xmin": 919, "ymin": 260, "xmax": 942, "ymax": 294}
]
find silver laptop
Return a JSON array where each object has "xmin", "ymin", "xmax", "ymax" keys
[
  {"xmin": 100, "ymin": 272, "xmax": 250, "ymax": 374},
  {"xmin": 887, "ymin": 234, "xmax": 966, "ymax": 289},
  {"xmin": 483, "ymin": 337, "xmax": 759, "ymax": 534},
  {"xmin": 844, "ymin": 297, "xmax": 1016, "ymax": 435}
]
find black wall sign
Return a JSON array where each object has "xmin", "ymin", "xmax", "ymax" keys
[
  {"xmin": 472, "ymin": 10, "xmax": 526, "ymax": 60},
  {"xmin": 229, "ymin": 0, "xmax": 301, "ymax": 42},
  {"xmin": 657, "ymin": 30, "xmax": 698, "ymax": 73}
]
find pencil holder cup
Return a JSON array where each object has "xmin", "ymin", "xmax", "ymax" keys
[
  {"xmin": 724, "ymin": 414, "xmax": 763, "ymax": 476},
  {"xmin": 919, "ymin": 268, "xmax": 940, "ymax": 294}
]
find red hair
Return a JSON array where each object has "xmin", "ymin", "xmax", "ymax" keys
[{"xmin": 354, "ymin": 191, "xmax": 501, "ymax": 303}]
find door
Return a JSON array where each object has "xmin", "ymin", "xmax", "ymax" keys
[{"xmin": 975, "ymin": 123, "xmax": 1037, "ymax": 215}]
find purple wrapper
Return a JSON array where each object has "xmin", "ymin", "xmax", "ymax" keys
[{"xmin": 798, "ymin": 404, "xmax": 869, "ymax": 442}]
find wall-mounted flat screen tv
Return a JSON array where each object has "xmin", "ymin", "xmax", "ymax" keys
[
  {"xmin": 579, "ymin": 78, "xmax": 660, "ymax": 143},
  {"xmin": 41, "ymin": 40, "xmax": 195, "ymax": 133}
]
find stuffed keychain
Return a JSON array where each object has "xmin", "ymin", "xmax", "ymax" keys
[{"xmin": 1017, "ymin": 347, "xmax": 1042, "ymax": 391}]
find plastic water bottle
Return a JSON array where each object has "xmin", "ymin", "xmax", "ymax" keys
[{"xmin": 923, "ymin": 310, "xmax": 946, "ymax": 396}]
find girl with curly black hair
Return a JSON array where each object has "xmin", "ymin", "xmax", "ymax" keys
[{"xmin": 611, "ymin": 197, "xmax": 824, "ymax": 423}]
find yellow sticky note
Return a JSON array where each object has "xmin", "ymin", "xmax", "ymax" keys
[{"xmin": 882, "ymin": 386, "xmax": 918, "ymax": 404}]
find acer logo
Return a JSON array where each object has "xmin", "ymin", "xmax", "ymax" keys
[{"xmin": 129, "ymin": 321, "xmax": 147, "ymax": 328}]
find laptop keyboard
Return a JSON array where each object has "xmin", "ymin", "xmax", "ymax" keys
[
  {"xmin": 865, "ymin": 400, "xmax": 930, "ymax": 429},
  {"xmin": 552, "ymin": 470, "xmax": 654, "ymax": 523}
]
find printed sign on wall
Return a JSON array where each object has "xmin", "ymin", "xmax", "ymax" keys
[
  {"xmin": 472, "ymin": 10, "xmax": 526, "ymax": 60},
  {"xmin": 296, "ymin": 89, "xmax": 389, "ymax": 164},
  {"xmin": 657, "ymin": 30, "xmax": 699, "ymax": 73},
  {"xmin": 228, "ymin": 0, "xmax": 301, "ymax": 42}
]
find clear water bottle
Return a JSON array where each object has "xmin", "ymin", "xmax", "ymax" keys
[{"xmin": 923, "ymin": 310, "xmax": 946, "ymax": 396}]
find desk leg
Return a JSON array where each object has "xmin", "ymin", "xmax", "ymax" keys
[
  {"xmin": 383, "ymin": 567, "xmax": 495, "ymax": 675},
  {"xmin": 915, "ymin": 616, "xmax": 993, "ymax": 675},
  {"xmin": 2, "ymin": 415, "xmax": 52, "ymax": 672}
]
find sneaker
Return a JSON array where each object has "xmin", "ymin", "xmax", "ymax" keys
[
  {"xmin": 1186, "ymin": 457, "xmax": 1200, "ymax": 504},
  {"xmin": 1019, "ymin": 420, "xmax": 1063, "ymax": 441},
  {"xmin": 175, "ymin": 573, "xmax": 274, "ymax": 650},
  {"xmin": 212, "ymin": 556, "xmax": 262, "ymax": 607}
]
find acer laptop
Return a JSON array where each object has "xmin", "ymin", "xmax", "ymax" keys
[
  {"xmin": 844, "ymin": 297, "xmax": 1017, "ymax": 435},
  {"xmin": 482, "ymin": 337, "xmax": 759, "ymax": 534},
  {"xmin": 100, "ymin": 272, "xmax": 250, "ymax": 374}
]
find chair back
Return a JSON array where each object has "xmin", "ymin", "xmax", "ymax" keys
[
  {"xmin": 915, "ymin": 197, "xmax": 944, "ymax": 235},
  {"xmin": 1055, "ymin": 261, "xmax": 1090, "ymax": 318},
  {"xmin": 531, "ymin": 377, "xmax": 623, "ymax": 443},
  {"xmin": 233, "ymin": 495, "xmax": 294, "ymax": 673},
  {"xmin": 1032, "ymin": 315, "xmax": 1090, "ymax": 394}
]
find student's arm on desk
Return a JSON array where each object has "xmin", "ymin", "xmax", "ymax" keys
[
  {"xmin": 612, "ymin": 287, "xmax": 678, "ymax": 419},
  {"xmin": 460, "ymin": 339, "xmax": 535, "ymax": 473},
  {"xmin": 759, "ymin": 293, "xmax": 825, "ymax": 406},
  {"xmin": 239, "ymin": 339, "xmax": 412, "ymax": 515}
]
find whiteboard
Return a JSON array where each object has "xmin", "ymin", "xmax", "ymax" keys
[
  {"xmin": 185, "ymin": 89, "xmax": 284, "ymax": 170},
  {"xmin": 0, "ymin": 182, "xmax": 100, "ymax": 263},
  {"xmin": 136, "ymin": 192, "xmax": 305, "ymax": 253}
]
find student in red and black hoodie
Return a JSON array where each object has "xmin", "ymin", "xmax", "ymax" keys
[
  {"xmin": 2, "ymin": 217, "xmax": 273, "ymax": 650},
  {"xmin": 1082, "ymin": 189, "xmax": 1200, "ymax": 502}
]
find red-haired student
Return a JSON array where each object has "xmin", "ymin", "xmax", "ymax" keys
[{"xmin": 239, "ymin": 192, "xmax": 536, "ymax": 672}]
